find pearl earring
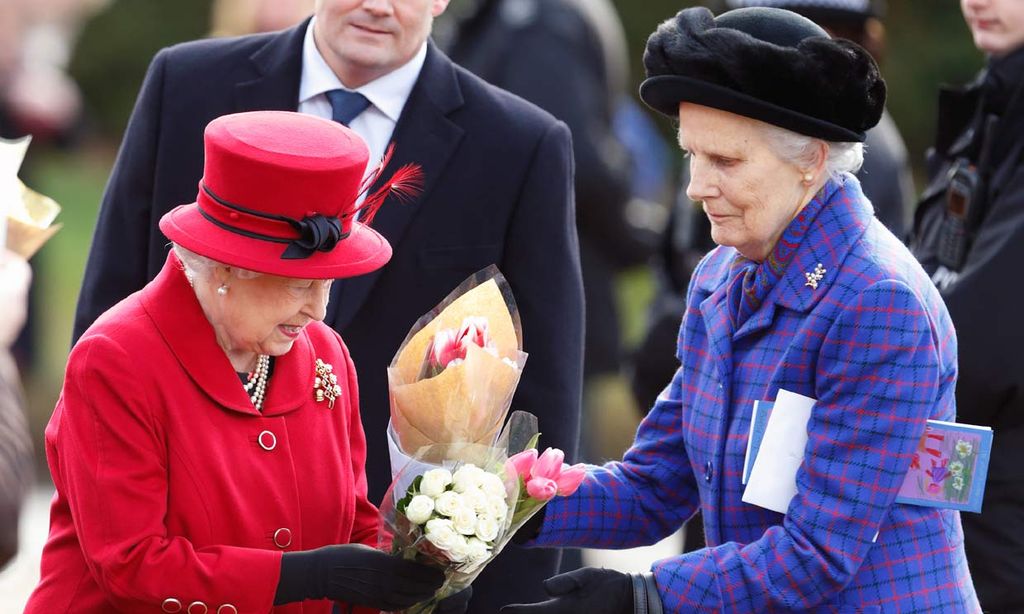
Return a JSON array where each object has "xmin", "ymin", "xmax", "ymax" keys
[
  {"xmin": 217, "ymin": 284, "xmax": 229, "ymax": 296},
  {"xmin": 803, "ymin": 172, "xmax": 814, "ymax": 183}
]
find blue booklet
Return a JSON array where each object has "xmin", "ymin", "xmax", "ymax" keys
[{"xmin": 743, "ymin": 402, "xmax": 993, "ymax": 513}]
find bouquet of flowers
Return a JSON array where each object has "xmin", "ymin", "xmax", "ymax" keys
[
  {"xmin": 386, "ymin": 266, "xmax": 527, "ymax": 458},
  {"xmin": 379, "ymin": 267, "xmax": 585, "ymax": 613},
  {"xmin": 379, "ymin": 413, "xmax": 585, "ymax": 614}
]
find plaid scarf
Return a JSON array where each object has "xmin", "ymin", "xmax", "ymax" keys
[{"xmin": 725, "ymin": 180, "xmax": 837, "ymax": 329}]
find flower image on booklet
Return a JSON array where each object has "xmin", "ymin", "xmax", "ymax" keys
[{"xmin": 896, "ymin": 420, "xmax": 993, "ymax": 513}]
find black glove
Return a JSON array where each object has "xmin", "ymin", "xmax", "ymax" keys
[
  {"xmin": 511, "ymin": 504, "xmax": 547, "ymax": 545},
  {"xmin": 501, "ymin": 567, "xmax": 658, "ymax": 614},
  {"xmin": 436, "ymin": 585, "xmax": 473, "ymax": 614},
  {"xmin": 274, "ymin": 543, "xmax": 444, "ymax": 610}
]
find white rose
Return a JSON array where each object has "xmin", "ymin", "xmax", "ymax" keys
[
  {"xmin": 452, "ymin": 464, "xmax": 485, "ymax": 493},
  {"xmin": 460, "ymin": 537, "xmax": 492, "ymax": 572},
  {"xmin": 475, "ymin": 514, "xmax": 500, "ymax": 542},
  {"xmin": 420, "ymin": 468, "xmax": 453, "ymax": 498},
  {"xmin": 425, "ymin": 518, "xmax": 461, "ymax": 551},
  {"xmin": 462, "ymin": 487, "xmax": 490, "ymax": 514},
  {"xmin": 487, "ymin": 494, "xmax": 509, "ymax": 521},
  {"xmin": 405, "ymin": 495, "xmax": 435, "ymax": 525},
  {"xmin": 479, "ymin": 472, "xmax": 507, "ymax": 499},
  {"xmin": 452, "ymin": 504, "xmax": 479, "ymax": 536},
  {"xmin": 434, "ymin": 490, "xmax": 464, "ymax": 517},
  {"xmin": 466, "ymin": 537, "xmax": 491, "ymax": 562},
  {"xmin": 445, "ymin": 533, "xmax": 471, "ymax": 563}
]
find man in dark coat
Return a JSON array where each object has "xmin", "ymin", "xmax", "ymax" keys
[
  {"xmin": 72, "ymin": 1, "xmax": 584, "ymax": 611},
  {"xmin": 910, "ymin": 3, "xmax": 1024, "ymax": 607}
]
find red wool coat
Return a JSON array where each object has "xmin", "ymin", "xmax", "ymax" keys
[{"xmin": 26, "ymin": 254, "xmax": 381, "ymax": 613}]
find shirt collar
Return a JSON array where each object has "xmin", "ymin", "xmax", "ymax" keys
[{"xmin": 299, "ymin": 17, "xmax": 427, "ymax": 122}]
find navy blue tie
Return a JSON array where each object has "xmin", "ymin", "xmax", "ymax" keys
[
  {"xmin": 326, "ymin": 89, "xmax": 371, "ymax": 126},
  {"xmin": 323, "ymin": 89, "xmax": 370, "ymax": 323}
]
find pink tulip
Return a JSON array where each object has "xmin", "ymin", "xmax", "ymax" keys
[
  {"xmin": 554, "ymin": 463, "xmax": 586, "ymax": 496},
  {"xmin": 429, "ymin": 329, "xmax": 463, "ymax": 369},
  {"xmin": 457, "ymin": 317, "xmax": 491, "ymax": 353},
  {"xmin": 532, "ymin": 448, "xmax": 564, "ymax": 481},
  {"xmin": 526, "ymin": 477, "xmax": 558, "ymax": 501},
  {"xmin": 506, "ymin": 448, "xmax": 538, "ymax": 480}
]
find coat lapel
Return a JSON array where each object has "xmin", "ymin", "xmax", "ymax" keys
[
  {"xmin": 232, "ymin": 19, "xmax": 307, "ymax": 114},
  {"xmin": 328, "ymin": 41, "xmax": 466, "ymax": 331},
  {"xmin": 142, "ymin": 253, "xmax": 311, "ymax": 416},
  {"xmin": 732, "ymin": 176, "xmax": 873, "ymax": 342},
  {"xmin": 694, "ymin": 251, "xmax": 736, "ymax": 385}
]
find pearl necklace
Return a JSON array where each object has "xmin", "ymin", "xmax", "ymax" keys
[{"xmin": 243, "ymin": 354, "xmax": 271, "ymax": 411}]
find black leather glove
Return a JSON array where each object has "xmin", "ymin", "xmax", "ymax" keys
[
  {"xmin": 274, "ymin": 543, "xmax": 444, "ymax": 610},
  {"xmin": 511, "ymin": 504, "xmax": 547, "ymax": 545},
  {"xmin": 500, "ymin": 567, "xmax": 662, "ymax": 614},
  {"xmin": 436, "ymin": 585, "xmax": 473, "ymax": 613}
]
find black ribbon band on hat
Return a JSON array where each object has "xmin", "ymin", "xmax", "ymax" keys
[{"xmin": 199, "ymin": 184, "xmax": 349, "ymax": 260}]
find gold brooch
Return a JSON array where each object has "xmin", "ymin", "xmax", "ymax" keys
[
  {"xmin": 805, "ymin": 263, "xmax": 826, "ymax": 290},
  {"xmin": 314, "ymin": 359, "xmax": 341, "ymax": 408}
]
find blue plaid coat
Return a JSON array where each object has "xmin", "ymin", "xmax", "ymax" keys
[{"xmin": 535, "ymin": 177, "xmax": 981, "ymax": 612}]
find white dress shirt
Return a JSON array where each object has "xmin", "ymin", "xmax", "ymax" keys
[{"xmin": 298, "ymin": 17, "xmax": 427, "ymax": 177}]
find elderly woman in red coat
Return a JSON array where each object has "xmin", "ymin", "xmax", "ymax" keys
[{"xmin": 26, "ymin": 111, "xmax": 470, "ymax": 614}]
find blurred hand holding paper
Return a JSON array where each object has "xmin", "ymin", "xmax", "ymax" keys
[
  {"xmin": 1, "ymin": 135, "xmax": 63, "ymax": 258},
  {"xmin": 741, "ymin": 389, "xmax": 815, "ymax": 514}
]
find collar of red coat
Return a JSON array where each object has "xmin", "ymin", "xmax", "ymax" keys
[
  {"xmin": 695, "ymin": 174, "xmax": 874, "ymax": 317},
  {"xmin": 140, "ymin": 252, "xmax": 316, "ymax": 416}
]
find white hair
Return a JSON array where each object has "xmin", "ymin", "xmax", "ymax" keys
[
  {"xmin": 171, "ymin": 243, "xmax": 261, "ymax": 284},
  {"xmin": 756, "ymin": 122, "xmax": 865, "ymax": 182}
]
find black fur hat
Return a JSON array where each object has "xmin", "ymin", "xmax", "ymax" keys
[{"xmin": 640, "ymin": 6, "xmax": 885, "ymax": 142}]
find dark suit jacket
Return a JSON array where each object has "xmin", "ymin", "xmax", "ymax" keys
[{"xmin": 73, "ymin": 21, "xmax": 584, "ymax": 613}]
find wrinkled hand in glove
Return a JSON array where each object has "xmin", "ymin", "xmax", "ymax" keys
[
  {"xmin": 500, "ymin": 567, "xmax": 633, "ymax": 614},
  {"xmin": 436, "ymin": 585, "xmax": 473, "ymax": 613}
]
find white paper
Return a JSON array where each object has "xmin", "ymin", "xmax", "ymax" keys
[
  {"xmin": 742, "ymin": 389, "xmax": 815, "ymax": 514},
  {"xmin": 0, "ymin": 135, "xmax": 32, "ymax": 251}
]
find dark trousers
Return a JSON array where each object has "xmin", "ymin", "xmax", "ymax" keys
[{"xmin": 962, "ymin": 479, "xmax": 1024, "ymax": 613}]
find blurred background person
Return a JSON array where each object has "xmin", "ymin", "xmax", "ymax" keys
[
  {"xmin": 910, "ymin": 0, "xmax": 1024, "ymax": 610},
  {"xmin": 0, "ymin": 0, "xmax": 98, "ymax": 142},
  {"xmin": 0, "ymin": 0, "xmax": 100, "ymax": 408},
  {"xmin": 0, "ymin": 249, "xmax": 33, "ymax": 571},
  {"xmin": 443, "ymin": 0, "xmax": 672, "ymax": 466},
  {"xmin": 630, "ymin": 0, "xmax": 918, "ymax": 555}
]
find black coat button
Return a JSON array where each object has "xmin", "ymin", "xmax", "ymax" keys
[{"xmin": 704, "ymin": 461, "xmax": 714, "ymax": 483}]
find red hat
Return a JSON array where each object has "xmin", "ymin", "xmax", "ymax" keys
[{"xmin": 159, "ymin": 110, "xmax": 422, "ymax": 279}]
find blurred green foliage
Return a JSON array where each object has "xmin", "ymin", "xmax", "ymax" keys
[{"xmin": 70, "ymin": 0, "xmax": 211, "ymax": 135}]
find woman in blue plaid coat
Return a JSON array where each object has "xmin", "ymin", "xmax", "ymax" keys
[{"xmin": 504, "ymin": 7, "xmax": 981, "ymax": 613}]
